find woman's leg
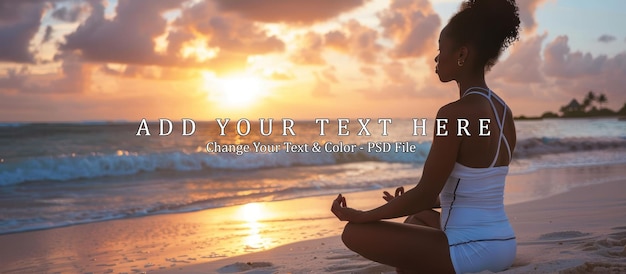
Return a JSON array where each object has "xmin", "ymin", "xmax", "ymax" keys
[{"xmin": 341, "ymin": 210, "xmax": 454, "ymax": 273}]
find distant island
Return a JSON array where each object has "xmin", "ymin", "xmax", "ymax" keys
[{"xmin": 515, "ymin": 91, "xmax": 626, "ymax": 120}]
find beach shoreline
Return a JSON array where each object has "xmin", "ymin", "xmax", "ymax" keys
[
  {"xmin": 1, "ymin": 164, "xmax": 626, "ymax": 273},
  {"xmin": 173, "ymin": 177, "xmax": 626, "ymax": 274}
]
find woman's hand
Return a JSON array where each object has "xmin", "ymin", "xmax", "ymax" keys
[
  {"xmin": 331, "ymin": 194, "xmax": 366, "ymax": 223},
  {"xmin": 382, "ymin": 186, "xmax": 404, "ymax": 202}
]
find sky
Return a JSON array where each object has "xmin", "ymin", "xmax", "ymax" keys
[{"xmin": 0, "ymin": 0, "xmax": 625, "ymax": 122}]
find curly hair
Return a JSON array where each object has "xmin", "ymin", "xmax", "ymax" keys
[{"xmin": 446, "ymin": 0, "xmax": 521, "ymax": 71}]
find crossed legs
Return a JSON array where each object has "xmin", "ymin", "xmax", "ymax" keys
[{"xmin": 341, "ymin": 209, "xmax": 454, "ymax": 273}]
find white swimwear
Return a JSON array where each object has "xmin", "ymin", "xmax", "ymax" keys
[{"xmin": 440, "ymin": 87, "xmax": 516, "ymax": 273}]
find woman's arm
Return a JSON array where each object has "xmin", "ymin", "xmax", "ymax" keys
[{"xmin": 332, "ymin": 104, "xmax": 463, "ymax": 223}]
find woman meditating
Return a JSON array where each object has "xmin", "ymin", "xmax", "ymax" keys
[{"xmin": 331, "ymin": 0, "xmax": 521, "ymax": 273}]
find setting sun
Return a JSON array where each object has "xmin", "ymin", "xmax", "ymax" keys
[{"xmin": 202, "ymin": 72, "xmax": 266, "ymax": 108}]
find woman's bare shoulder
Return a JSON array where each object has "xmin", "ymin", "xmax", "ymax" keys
[{"xmin": 437, "ymin": 97, "xmax": 487, "ymax": 118}]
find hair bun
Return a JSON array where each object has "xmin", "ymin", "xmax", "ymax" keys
[
  {"xmin": 446, "ymin": 0, "xmax": 520, "ymax": 70},
  {"xmin": 465, "ymin": 0, "xmax": 520, "ymax": 49}
]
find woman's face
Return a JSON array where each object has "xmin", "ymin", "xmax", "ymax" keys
[{"xmin": 434, "ymin": 27, "xmax": 458, "ymax": 83}]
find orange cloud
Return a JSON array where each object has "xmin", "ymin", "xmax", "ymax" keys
[
  {"xmin": 360, "ymin": 66, "xmax": 377, "ymax": 77},
  {"xmin": 311, "ymin": 72, "xmax": 333, "ymax": 97},
  {"xmin": 325, "ymin": 20, "xmax": 383, "ymax": 64},
  {"xmin": 170, "ymin": 0, "xmax": 285, "ymax": 72},
  {"xmin": 0, "ymin": 52, "xmax": 92, "ymax": 94},
  {"xmin": 378, "ymin": 0, "xmax": 441, "ymax": 59},
  {"xmin": 213, "ymin": 0, "xmax": 370, "ymax": 24},
  {"xmin": 290, "ymin": 32, "xmax": 326, "ymax": 65}
]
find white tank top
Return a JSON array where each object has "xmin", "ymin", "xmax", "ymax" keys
[{"xmin": 440, "ymin": 87, "xmax": 515, "ymax": 242}]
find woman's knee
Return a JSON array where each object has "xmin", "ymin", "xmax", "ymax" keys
[
  {"xmin": 341, "ymin": 223, "xmax": 354, "ymax": 246},
  {"xmin": 341, "ymin": 222, "xmax": 362, "ymax": 251}
]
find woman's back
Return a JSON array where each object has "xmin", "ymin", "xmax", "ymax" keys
[
  {"xmin": 454, "ymin": 87, "xmax": 516, "ymax": 168},
  {"xmin": 440, "ymin": 87, "xmax": 517, "ymax": 273}
]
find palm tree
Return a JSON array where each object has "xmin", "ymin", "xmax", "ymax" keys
[
  {"xmin": 584, "ymin": 90, "xmax": 596, "ymax": 110},
  {"xmin": 598, "ymin": 93, "xmax": 607, "ymax": 109},
  {"xmin": 582, "ymin": 98, "xmax": 591, "ymax": 110}
]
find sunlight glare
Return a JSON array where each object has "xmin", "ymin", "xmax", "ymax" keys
[
  {"xmin": 181, "ymin": 39, "xmax": 219, "ymax": 62},
  {"xmin": 240, "ymin": 202, "xmax": 264, "ymax": 222},
  {"xmin": 238, "ymin": 203, "xmax": 271, "ymax": 250},
  {"xmin": 202, "ymin": 72, "xmax": 266, "ymax": 108}
]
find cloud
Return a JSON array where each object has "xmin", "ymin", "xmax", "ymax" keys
[
  {"xmin": 320, "ymin": 66, "xmax": 339, "ymax": 83},
  {"xmin": 360, "ymin": 66, "xmax": 377, "ymax": 76},
  {"xmin": 490, "ymin": 33, "xmax": 547, "ymax": 83},
  {"xmin": 60, "ymin": 0, "xmax": 183, "ymax": 65},
  {"xmin": 516, "ymin": 0, "xmax": 548, "ymax": 33},
  {"xmin": 41, "ymin": 25, "xmax": 53, "ymax": 44},
  {"xmin": 488, "ymin": 33, "xmax": 626, "ymax": 112},
  {"xmin": 52, "ymin": 52, "xmax": 93, "ymax": 93},
  {"xmin": 100, "ymin": 64, "xmax": 200, "ymax": 81},
  {"xmin": 311, "ymin": 72, "xmax": 333, "ymax": 97},
  {"xmin": 383, "ymin": 61, "xmax": 410, "ymax": 83},
  {"xmin": 213, "ymin": 0, "xmax": 369, "ymax": 24},
  {"xmin": 324, "ymin": 30, "xmax": 348, "ymax": 50},
  {"xmin": 290, "ymin": 32, "xmax": 326, "ymax": 65},
  {"xmin": 59, "ymin": 0, "xmax": 287, "ymax": 74},
  {"xmin": 543, "ymin": 35, "xmax": 606, "ymax": 78},
  {"xmin": 191, "ymin": 16, "xmax": 284, "ymax": 55},
  {"xmin": 598, "ymin": 34, "xmax": 616, "ymax": 43},
  {"xmin": 170, "ymin": 0, "xmax": 285, "ymax": 72},
  {"xmin": 325, "ymin": 20, "xmax": 383, "ymax": 64},
  {"xmin": 378, "ymin": 0, "xmax": 440, "ymax": 59},
  {"xmin": 264, "ymin": 70, "xmax": 294, "ymax": 81},
  {"xmin": 0, "ymin": 1, "xmax": 47, "ymax": 63},
  {"xmin": 0, "ymin": 67, "xmax": 29, "ymax": 92},
  {"xmin": 0, "ymin": 51, "xmax": 92, "ymax": 94},
  {"xmin": 359, "ymin": 61, "xmax": 422, "ymax": 99},
  {"xmin": 100, "ymin": 64, "xmax": 159, "ymax": 79},
  {"xmin": 359, "ymin": 79, "xmax": 420, "ymax": 100},
  {"xmin": 51, "ymin": 3, "xmax": 86, "ymax": 22}
]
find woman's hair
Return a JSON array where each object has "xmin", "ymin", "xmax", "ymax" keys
[{"xmin": 446, "ymin": 0, "xmax": 520, "ymax": 71}]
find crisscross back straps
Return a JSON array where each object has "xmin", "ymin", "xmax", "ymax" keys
[{"xmin": 462, "ymin": 87, "xmax": 512, "ymax": 167}]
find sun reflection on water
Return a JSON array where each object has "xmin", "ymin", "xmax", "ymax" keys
[{"xmin": 239, "ymin": 203, "xmax": 271, "ymax": 250}]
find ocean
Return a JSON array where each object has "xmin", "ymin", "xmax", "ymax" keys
[{"xmin": 1, "ymin": 118, "xmax": 625, "ymax": 235}]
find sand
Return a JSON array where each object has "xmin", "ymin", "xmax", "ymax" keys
[
  {"xmin": 178, "ymin": 178, "xmax": 626, "ymax": 274},
  {"xmin": 1, "ymin": 165, "xmax": 625, "ymax": 273}
]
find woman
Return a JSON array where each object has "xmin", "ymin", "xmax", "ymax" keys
[{"xmin": 330, "ymin": 0, "xmax": 521, "ymax": 273}]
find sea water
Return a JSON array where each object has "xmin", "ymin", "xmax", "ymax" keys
[{"xmin": 0, "ymin": 118, "xmax": 625, "ymax": 234}]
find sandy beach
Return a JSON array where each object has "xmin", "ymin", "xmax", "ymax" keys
[{"xmin": 1, "ymin": 164, "xmax": 626, "ymax": 274}]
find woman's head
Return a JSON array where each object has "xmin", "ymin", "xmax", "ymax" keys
[{"xmin": 435, "ymin": 0, "xmax": 520, "ymax": 82}]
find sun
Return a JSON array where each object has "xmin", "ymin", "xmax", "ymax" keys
[{"xmin": 202, "ymin": 72, "xmax": 266, "ymax": 108}]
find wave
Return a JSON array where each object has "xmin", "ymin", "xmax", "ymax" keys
[
  {"xmin": 0, "ymin": 122, "xmax": 29, "ymax": 128},
  {"xmin": 2, "ymin": 137, "xmax": 626, "ymax": 186},
  {"xmin": 0, "ymin": 142, "xmax": 430, "ymax": 186},
  {"xmin": 514, "ymin": 136, "xmax": 626, "ymax": 157},
  {"xmin": 0, "ymin": 175, "xmax": 419, "ymax": 235}
]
